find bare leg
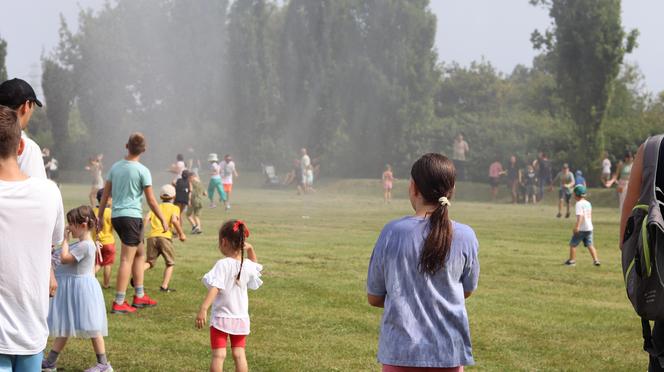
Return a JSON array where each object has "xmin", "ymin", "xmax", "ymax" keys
[
  {"xmin": 231, "ymin": 347, "xmax": 248, "ymax": 372},
  {"xmin": 91, "ymin": 336, "xmax": 106, "ymax": 355},
  {"xmin": 568, "ymin": 246, "xmax": 577, "ymax": 261},
  {"xmin": 51, "ymin": 337, "xmax": 69, "ymax": 353},
  {"xmin": 558, "ymin": 198, "xmax": 563, "ymax": 215},
  {"xmin": 162, "ymin": 265, "xmax": 174, "ymax": 289},
  {"xmin": 103, "ymin": 265, "xmax": 112, "ymax": 288},
  {"xmin": 116, "ymin": 244, "xmax": 137, "ymax": 295},
  {"xmin": 210, "ymin": 348, "xmax": 226, "ymax": 372},
  {"xmin": 587, "ymin": 245, "xmax": 599, "ymax": 261},
  {"xmin": 188, "ymin": 214, "xmax": 196, "ymax": 228},
  {"xmin": 132, "ymin": 243, "xmax": 147, "ymax": 288}
]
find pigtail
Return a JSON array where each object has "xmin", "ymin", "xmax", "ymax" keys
[
  {"xmin": 219, "ymin": 220, "xmax": 251, "ymax": 284},
  {"xmin": 419, "ymin": 202, "xmax": 453, "ymax": 275}
]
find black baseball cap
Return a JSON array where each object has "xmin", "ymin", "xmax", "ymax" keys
[{"xmin": 0, "ymin": 78, "xmax": 43, "ymax": 108}]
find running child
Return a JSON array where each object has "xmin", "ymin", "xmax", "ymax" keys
[
  {"xmin": 304, "ymin": 164, "xmax": 315, "ymax": 193},
  {"xmin": 97, "ymin": 132, "xmax": 168, "ymax": 314},
  {"xmin": 207, "ymin": 153, "xmax": 228, "ymax": 208},
  {"xmin": 564, "ymin": 185, "xmax": 600, "ymax": 267},
  {"xmin": 174, "ymin": 170, "xmax": 191, "ymax": 224},
  {"xmin": 42, "ymin": 206, "xmax": 112, "ymax": 372},
  {"xmin": 220, "ymin": 154, "xmax": 238, "ymax": 211},
  {"xmin": 382, "ymin": 164, "xmax": 394, "ymax": 203},
  {"xmin": 196, "ymin": 220, "xmax": 263, "ymax": 372},
  {"xmin": 525, "ymin": 164, "xmax": 538, "ymax": 204},
  {"xmin": 367, "ymin": 153, "xmax": 479, "ymax": 370},
  {"xmin": 143, "ymin": 184, "xmax": 186, "ymax": 292},
  {"xmin": 187, "ymin": 171, "xmax": 205, "ymax": 234},
  {"xmin": 93, "ymin": 189, "xmax": 115, "ymax": 289}
]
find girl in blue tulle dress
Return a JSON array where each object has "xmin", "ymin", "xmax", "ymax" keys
[{"xmin": 42, "ymin": 206, "xmax": 112, "ymax": 372}]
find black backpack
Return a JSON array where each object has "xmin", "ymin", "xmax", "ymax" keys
[{"xmin": 622, "ymin": 134, "xmax": 664, "ymax": 366}]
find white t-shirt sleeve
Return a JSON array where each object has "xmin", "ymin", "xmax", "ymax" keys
[
  {"xmin": 69, "ymin": 241, "xmax": 90, "ymax": 262},
  {"xmin": 17, "ymin": 133, "xmax": 47, "ymax": 179},
  {"xmin": 203, "ymin": 260, "xmax": 227, "ymax": 290},
  {"xmin": 51, "ymin": 185, "xmax": 65, "ymax": 246},
  {"xmin": 245, "ymin": 261, "xmax": 263, "ymax": 290}
]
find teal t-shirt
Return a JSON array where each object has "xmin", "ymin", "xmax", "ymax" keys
[{"xmin": 107, "ymin": 160, "xmax": 152, "ymax": 219}]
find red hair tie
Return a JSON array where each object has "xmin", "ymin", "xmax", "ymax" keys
[{"xmin": 232, "ymin": 220, "xmax": 250, "ymax": 238}]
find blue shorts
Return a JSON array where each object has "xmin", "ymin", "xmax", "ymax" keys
[
  {"xmin": 0, "ymin": 353, "xmax": 42, "ymax": 372},
  {"xmin": 559, "ymin": 188, "xmax": 572, "ymax": 202},
  {"xmin": 570, "ymin": 231, "xmax": 593, "ymax": 247}
]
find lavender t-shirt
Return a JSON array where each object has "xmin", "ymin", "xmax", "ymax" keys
[{"xmin": 367, "ymin": 216, "xmax": 480, "ymax": 368}]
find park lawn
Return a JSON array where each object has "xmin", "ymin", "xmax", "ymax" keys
[{"xmin": 50, "ymin": 180, "xmax": 643, "ymax": 371}]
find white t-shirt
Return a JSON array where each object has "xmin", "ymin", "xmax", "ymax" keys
[
  {"xmin": 209, "ymin": 162, "xmax": 221, "ymax": 179},
  {"xmin": 602, "ymin": 158, "xmax": 611, "ymax": 174},
  {"xmin": 575, "ymin": 199, "xmax": 593, "ymax": 232},
  {"xmin": 18, "ymin": 131, "xmax": 47, "ymax": 179},
  {"xmin": 203, "ymin": 257, "xmax": 263, "ymax": 335},
  {"xmin": 220, "ymin": 161, "xmax": 236, "ymax": 184},
  {"xmin": 0, "ymin": 177, "xmax": 64, "ymax": 354},
  {"xmin": 301, "ymin": 155, "xmax": 311, "ymax": 172}
]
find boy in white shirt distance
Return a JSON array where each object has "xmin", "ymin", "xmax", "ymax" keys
[{"xmin": 564, "ymin": 185, "xmax": 600, "ymax": 267}]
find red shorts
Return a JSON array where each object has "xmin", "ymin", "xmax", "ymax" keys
[
  {"xmin": 95, "ymin": 243, "xmax": 116, "ymax": 266},
  {"xmin": 223, "ymin": 183, "xmax": 233, "ymax": 193},
  {"xmin": 210, "ymin": 327, "xmax": 246, "ymax": 349}
]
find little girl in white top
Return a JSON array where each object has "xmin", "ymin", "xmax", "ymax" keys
[{"xmin": 196, "ymin": 220, "xmax": 263, "ymax": 372}]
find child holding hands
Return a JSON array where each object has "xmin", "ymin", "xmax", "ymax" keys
[
  {"xmin": 196, "ymin": 220, "xmax": 263, "ymax": 372},
  {"xmin": 43, "ymin": 206, "xmax": 111, "ymax": 372}
]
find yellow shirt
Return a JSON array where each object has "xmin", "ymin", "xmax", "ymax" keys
[
  {"xmin": 147, "ymin": 202, "xmax": 180, "ymax": 240},
  {"xmin": 93, "ymin": 207, "xmax": 115, "ymax": 245}
]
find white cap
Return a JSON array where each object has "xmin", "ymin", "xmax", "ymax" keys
[
  {"xmin": 208, "ymin": 153, "xmax": 218, "ymax": 162},
  {"xmin": 160, "ymin": 184, "xmax": 176, "ymax": 198}
]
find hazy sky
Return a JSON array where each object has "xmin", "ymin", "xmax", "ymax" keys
[{"xmin": 1, "ymin": 0, "xmax": 663, "ymax": 95}]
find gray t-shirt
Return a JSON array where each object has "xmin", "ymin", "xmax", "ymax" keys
[{"xmin": 367, "ymin": 217, "xmax": 480, "ymax": 367}]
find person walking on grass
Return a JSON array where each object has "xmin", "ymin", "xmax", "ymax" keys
[
  {"xmin": 601, "ymin": 151, "xmax": 612, "ymax": 186},
  {"xmin": 0, "ymin": 106, "xmax": 64, "ymax": 372},
  {"xmin": 187, "ymin": 171, "xmax": 205, "ymax": 234},
  {"xmin": 196, "ymin": 220, "xmax": 263, "ymax": 372},
  {"xmin": 506, "ymin": 155, "xmax": 521, "ymax": 204},
  {"xmin": 174, "ymin": 170, "xmax": 191, "ymax": 224},
  {"xmin": 555, "ymin": 163, "xmax": 576, "ymax": 218},
  {"xmin": 367, "ymin": 153, "xmax": 480, "ymax": 371},
  {"xmin": 42, "ymin": 206, "xmax": 112, "ymax": 372},
  {"xmin": 382, "ymin": 164, "xmax": 394, "ymax": 203},
  {"xmin": 143, "ymin": 184, "xmax": 186, "ymax": 293},
  {"xmin": 85, "ymin": 154, "xmax": 104, "ymax": 207},
  {"xmin": 207, "ymin": 153, "xmax": 227, "ymax": 208},
  {"xmin": 563, "ymin": 185, "xmax": 600, "ymax": 267},
  {"xmin": 488, "ymin": 157, "xmax": 504, "ymax": 202},
  {"xmin": 97, "ymin": 133, "xmax": 169, "ymax": 314},
  {"xmin": 606, "ymin": 151, "xmax": 634, "ymax": 212},
  {"xmin": 452, "ymin": 133, "xmax": 469, "ymax": 181},
  {"xmin": 93, "ymin": 189, "xmax": 116, "ymax": 289},
  {"xmin": 220, "ymin": 155, "xmax": 238, "ymax": 211}
]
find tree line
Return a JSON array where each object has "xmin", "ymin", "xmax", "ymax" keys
[{"xmin": 1, "ymin": 0, "xmax": 662, "ymax": 182}]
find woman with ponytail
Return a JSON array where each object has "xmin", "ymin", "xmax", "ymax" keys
[
  {"xmin": 367, "ymin": 153, "xmax": 480, "ymax": 371},
  {"xmin": 196, "ymin": 220, "xmax": 263, "ymax": 372}
]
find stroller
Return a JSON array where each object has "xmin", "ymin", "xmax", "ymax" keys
[{"xmin": 262, "ymin": 164, "xmax": 281, "ymax": 188}]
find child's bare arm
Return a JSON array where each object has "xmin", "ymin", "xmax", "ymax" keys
[
  {"xmin": 574, "ymin": 215, "xmax": 582, "ymax": 233},
  {"xmin": 196, "ymin": 287, "xmax": 219, "ymax": 329},
  {"xmin": 97, "ymin": 182, "xmax": 112, "ymax": 232},
  {"xmin": 59, "ymin": 228, "xmax": 76, "ymax": 264},
  {"xmin": 173, "ymin": 215, "xmax": 186, "ymax": 242},
  {"xmin": 144, "ymin": 186, "xmax": 169, "ymax": 233},
  {"xmin": 245, "ymin": 242, "xmax": 257, "ymax": 262},
  {"xmin": 144, "ymin": 212, "xmax": 151, "ymax": 231}
]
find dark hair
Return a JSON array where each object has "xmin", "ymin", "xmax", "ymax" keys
[
  {"xmin": 127, "ymin": 132, "xmax": 146, "ymax": 155},
  {"xmin": 66, "ymin": 205, "xmax": 98, "ymax": 231},
  {"xmin": 624, "ymin": 151, "xmax": 633, "ymax": 161},
  {"xmin": 181, "ymin": 170, "xmax": 190, "ymax": 180},
  {"xmin": 177, "ymin": 153, "xmax": 184, "ymax": 161},
  {"xmin": 411, "ymin": 153, "xmax": 455, "ymax": 275},
  {"xmin": 0, "ymin": 105, "xmax": 21, "ymax": 159},
  {"xmin": 96, "ymin": 188, "xmax": 104, "ymax": 203},
  {"xmin": 219, "ymin": 219, "xmax": 250, "ymax": 282}
]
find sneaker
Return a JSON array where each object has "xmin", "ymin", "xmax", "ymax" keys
[
  {"xmin": 210, "ymin": 203, "xmax": 217, "ymax": 209},
  {"xmin": 132, "ymin": 294, "xmax": 157, "ymax": 308},
  {"xmin": 84, "ymin": 363, "xmax": 113, "ymax": 372},
  {"xmin": 191, "ymin": 226, "xmax": 197, "ymax": 234},
  {"xmin": 594, "ymin": 260, "xmax": 601, "ymax": 266},
  {"xmin": 193, "ymin": 226, "xmax": 202, "ymax": 234},
  {"xmin": 225, "ymin": 204, "xmax": 231, "ymax": 211},
  {"xmin": 564, "ymin": 259, "xmax": 576, "ymax": 266},
  {"xmin": 160, "ymin": 286, "xmax": 176, "ymax": 292},
  {"xmin": 556, "ymin": 213, "xmax": 561, "ymax": 218},
  {"xmin": 42, "ymin": 359, "xmax": 57, "ymax": 372},
  {"xmin": 111, "ymin": 301, "xmax": 136, "ymax": 314}
]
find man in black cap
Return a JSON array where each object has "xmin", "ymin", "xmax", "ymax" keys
[{"xmin": 0, "ymin": 78, "xmax": 46, "ymax": 179}]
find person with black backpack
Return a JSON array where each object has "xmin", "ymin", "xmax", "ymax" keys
[{"xmin": 620, "ymin": 136, "xmax": 664, "ymax": 371}]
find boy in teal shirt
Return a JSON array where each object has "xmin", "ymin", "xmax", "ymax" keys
[{"xmin": 98, "ymin": 133, "xmax": 168, "ymax": 314}]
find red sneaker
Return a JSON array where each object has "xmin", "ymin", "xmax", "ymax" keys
[
  {"xmin": 111, "ymin": 301, "xmax": 136, "ymax": 314},
  {"xmin": 132, "ymin": 294, "xmax": 157, "ymax": 308}
]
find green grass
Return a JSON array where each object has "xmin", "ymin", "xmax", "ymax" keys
[{"xmin": 51, "ymin": 179, "xmax": 643, "ymax": 371}]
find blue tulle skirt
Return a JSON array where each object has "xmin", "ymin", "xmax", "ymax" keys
[{"xmin": 47, "ymin": 274, "xmax": 108, "ymax": 338}]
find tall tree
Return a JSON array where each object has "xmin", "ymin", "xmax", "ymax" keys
[
  {"xmin": 0, "ymin": 36, "xmax": 7, "ymax": 81},
  {"xmin": 531, "ymin": 0, "xmax": 638, "ymax": 177}
]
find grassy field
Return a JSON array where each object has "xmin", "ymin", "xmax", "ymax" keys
[{"xmin": 50, "ymin": 178, "xmax": 644, "ymax": 371}]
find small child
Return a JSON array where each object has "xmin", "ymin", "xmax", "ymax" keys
[
  {"xmin": 175, "ymin": 170, "xmax": 191, "ymax": 223},
  {"xmin": 524, "ymin": 165, "xmax": 538, "ymax": 204},
  {"xmin": 42, "ymin": 206, "xmax": 112, "ymax": 372},
  {"xmin": 575, "ymin": 170, "xmax": 587, "ymax": 187},
  {"xmin": 305, "ymin": 164, "xmax": 315, "ymax": 193},
  {"xmin": 196, "ymin": 220, "xmax": 263, "ymax": 372},
  {"xmin": 564, "ymin": 185, "xmax": 600, "ymax": 266},
  {"xmin": 93, "ymin": 189, "xmax": 116, "ymax": 288},
  {"xmin": 187, "ymin": 171, "xmax": 205, "ymax": 234},
  {"xmin": 207, "ymin": 153, "xmax": 228, "ymax": 208},
  {"xmin": 382, "ymin": 164, "xmax": 394, "ymax": 203},
  {"xmin": 144, "ymin": 184, "xmax": 186, "ymax": 292}
]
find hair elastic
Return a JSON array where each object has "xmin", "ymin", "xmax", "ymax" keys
[
  {"xmin": 438, "ymin": 196, "xmax": 451, "ymax": 208},
  {"xmin": 232, "ymin": 220, "xmax": 250, "ymax": 238}
]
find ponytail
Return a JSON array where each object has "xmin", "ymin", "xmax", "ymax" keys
[{"xmin": 419, "ymin": 202, "xmax": 453, "ymax": 275}]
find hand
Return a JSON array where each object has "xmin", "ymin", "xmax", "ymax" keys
[
  {"xmin": 179, "ymin": 234, "xmax": 187, "ymax": 242},
  {"xmin": 49, "ymin": 270, "xmax": 58, "ymax": 297},
  {"xmin": 64, "ymin": 225, "xmax": 72, "ymax": 240},
  {"xmin": 195, "ymin": 310, "xmax": 207, "ymax": 329},
  {"xmin": 573, "ymin": 227, "xmax": 579, "ymax": 234},
  {"xmin": 160, "ymin": 218, "xmax": 170, "ymax": 234}
]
